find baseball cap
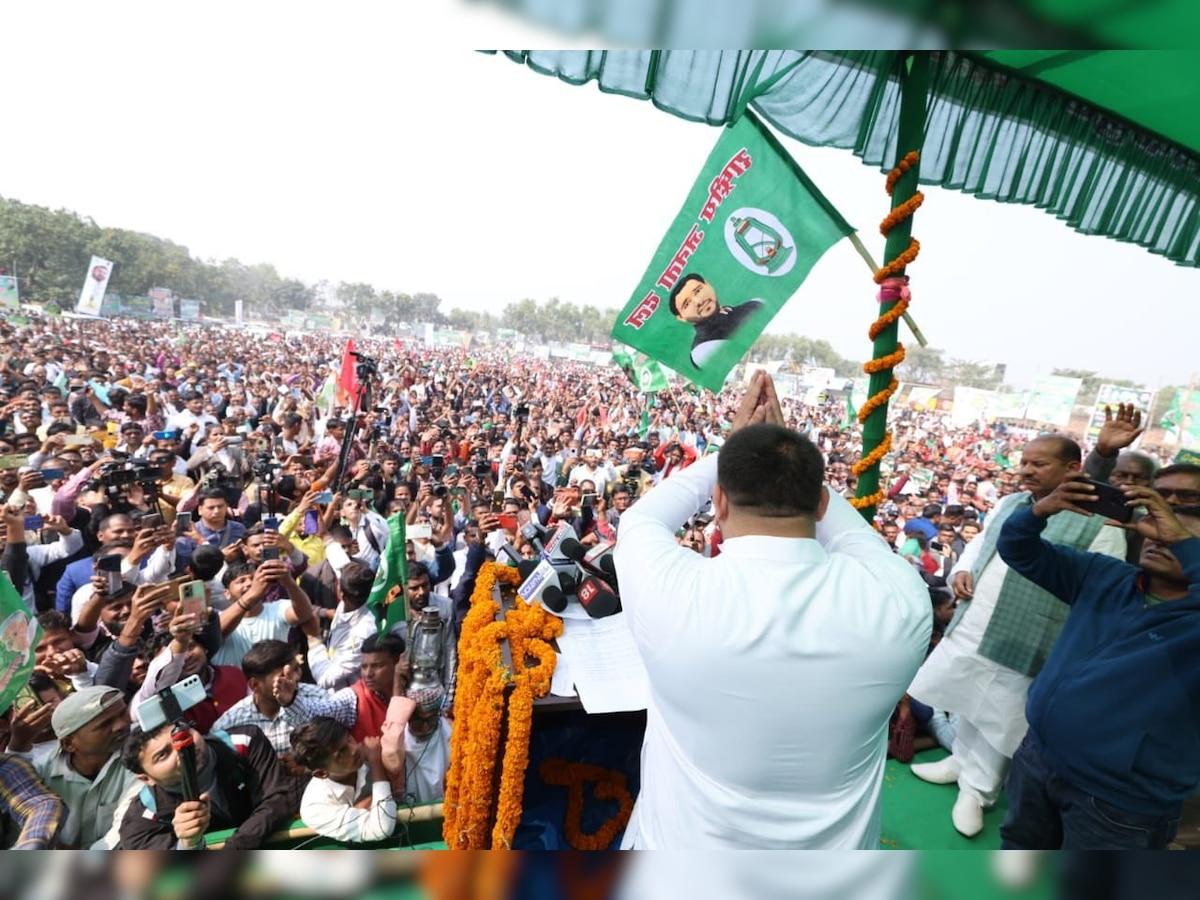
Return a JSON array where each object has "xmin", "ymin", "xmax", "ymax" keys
[{"xmin": 52, "ymin": 685, "xmax": 124, "ymax": 739}]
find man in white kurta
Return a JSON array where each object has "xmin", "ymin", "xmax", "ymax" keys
[
  {"xmin": 908, "ymin": 436, "xmax": 1126, "ymax": 837},
  {"xmin": 613, "ymin": 372, "xmax": 931, "ymax": 850}
]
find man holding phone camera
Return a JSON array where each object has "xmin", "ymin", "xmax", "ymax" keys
[{"xmin": 995, "ymin": 465, "xmax": 1200, "ymax": 849}]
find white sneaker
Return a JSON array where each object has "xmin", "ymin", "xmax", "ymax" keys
[
  {"xmin": 952, "ymin": 791, "xmax": 984, "ymax": 838},
  {"xmin": 910, "ymin": 755, "xmax": 961, "ymax": 785}
]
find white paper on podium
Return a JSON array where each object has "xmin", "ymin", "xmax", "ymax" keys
[
  {"xmin": 554, "ymin": 613, "xmax": 649, "ymax": 713},
  {"xmin": 550, "ymin": 651, "xmax": 576, "ymax": 697}
]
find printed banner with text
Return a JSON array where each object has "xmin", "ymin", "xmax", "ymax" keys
[
  {"xmin": 611, "ymin": 112, "xmax": 854, "ymax": 393},
  {"xmin": 76, "ymin": 255, "xmax": 114, "ymax": 316},
  {"xmin": 1024, "ymin": 375, "xmax": 1082, "ymax": 426}
]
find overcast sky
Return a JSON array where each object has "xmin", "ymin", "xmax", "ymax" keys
[{"xmin": 3, "ymin": 4, "xmax": 1197, "ymax": 392}]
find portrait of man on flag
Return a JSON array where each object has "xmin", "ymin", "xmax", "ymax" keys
[{"xmin": 668, "ymin": 272, "xmax": 765, "ymax": 368}]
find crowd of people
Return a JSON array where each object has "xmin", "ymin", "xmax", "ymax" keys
[{"xmin": 0, "ymin": 311, "xmax": 1197, "ymax": 852}]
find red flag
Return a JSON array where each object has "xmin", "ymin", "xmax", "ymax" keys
[{"xmin": 337, "ymin": 338, "xmax": 358, "ymax": 408}]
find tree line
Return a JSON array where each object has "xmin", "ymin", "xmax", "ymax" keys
[{"xmin": 0, "ymin": 196, "xmax": 1168, "ymax": 407}]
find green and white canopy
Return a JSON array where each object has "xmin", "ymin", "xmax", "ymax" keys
[{"xmin": 486, "ymin": 51, "xmax": 1200, "ymax": 267}]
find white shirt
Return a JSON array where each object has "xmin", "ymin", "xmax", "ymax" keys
[
  {"xmin": 613, "ymin": 455, "xmax": 931, "ymax": 849},
  {"xmin": 568, "ymin": 461, "xmax": 617, "ymax": 495},
  {"xmin": 211, "ymin": 600, "xmax": 294, "ymax": 668},
  {"xmin": 299, "ymin": 766, "xmax": 397, "ymax": 843},
  {"xmin": 307, "ymin": 603, "xmax": 378, "ymax": 690},
  {"xmin": 404, "ymin": 717, "xmax": 452, "ymax": 804}
]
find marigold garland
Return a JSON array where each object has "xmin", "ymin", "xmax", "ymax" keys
[
  {"xmin": 868, "ymin": 295, "xmax": 910, "ymax": 340},
  {"xmin": 852, "ymin": 431, "xmax": 892, "ymax": 478},
  {"xmin": 443, "ymin": 562, "xmax": 562, "ymax": 850},
  {"xmin": 857, "ymin": 378, "xmax": 898, "ymax": 422},
  {"xmin": 540, "ymin": 758, "xmax": 635, "ymax": 851},
  {"xmin": 863, "ymin": 345, "xmax": 906, "ymax": 374},
  {"xmin": 855, "ymin": 149, "xmax": 922, "ymax": 515}
]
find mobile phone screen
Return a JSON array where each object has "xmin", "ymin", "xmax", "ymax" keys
[{"xmin": 178, "ymin": 581, "xmax": 207, "ymax": 619}]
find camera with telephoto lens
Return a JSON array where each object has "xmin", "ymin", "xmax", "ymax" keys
[
  {"xmin": 87, "ymin": 458, "xmax": 160, "ymax": 494},
  {"xmin": 201, "ymin": 462, "xmax": 243, "ymax": 505},
  {"xmin": 251, "ymin": 451, "xmax": 281, "ymax": 478},
  {"xmin": 514, "ymin": 404, "xmax": 529, "ymax": 422}
]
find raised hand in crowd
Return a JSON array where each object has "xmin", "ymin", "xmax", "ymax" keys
[
  {"xmin": 1095, "ymin": 402, "xmax": 1145, "ymax": 458},
  {"xmin": 5, "ymin": 700, "xmax": 55, "ymax": 754}
]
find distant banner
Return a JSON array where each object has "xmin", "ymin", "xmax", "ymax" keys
[
  {"xmin": 1024, "ymin": 375, "xmax": 1082, "ymax": 426},
  {"xmin": 178, "ymin": 299, "xmax": 201, "ymax": 320},
  {"xmin": 991, "ymin": 391, "xmax": 1031, "ymax": 420},
  {"xmin": 119, "ymin": 296, "xmax": 153, "ymax": 318},
  {"xmin": 894, "ymin": 383, "xmax": 941, "ymax": 411},
  {"xmin": 951, "ymin": 386, "xmax": 995, "ymax": 427},
  {"xmin": 76, "ymin": 255, "xmax": 114, "ymax": 316},
  {"xmin": 0, "ymin": 274, "xmax": 17, "ymax": 312},
  {"xmin": 235, "ymin": 299, "xmax": 244, "ymax": 327},
  {"xmin": 1086, "ymin": 385, "xmax": 1155, "ymax": 441},
  {"xmin": 610, "ymin": 111, "xmax": 854, "ymax": 393},
  {"xmin": 1161, "ymin": 389, "xmax": 1200, "ymax": 447}
]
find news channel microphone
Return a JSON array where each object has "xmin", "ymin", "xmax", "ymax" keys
[
  {"xmin": 560, "ymin": 538, "xmax": 619, "ymax": 586},
  {"xmin": 577, "ymin": 575, "xmax": 621, "ymax": 619},
  {"xmin": 542, "ymin": 521, "xmax": 579, "ymax": 562},
  {"xmin": 517, "ymin": 558, "xmax": 577, "ymax": 613},
  {"xmin": 520, "ymin": 521, "xmax": 548, "ymax": 554}
]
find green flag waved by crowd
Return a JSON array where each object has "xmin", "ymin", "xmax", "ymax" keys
[
  {"xmin": 611, "ymin": 111, "xmax": 854, "ymax": 393},
  {"xmin": 367, "ymin": 512, "xmax": 409, "ymax": 637},
  {"xmin": 613, "ymin": 347, "xmax": 671, "ymax": 394},
  {"xmin": 0, "ymin": 571, "xmax": 40, "ymax": 717}
]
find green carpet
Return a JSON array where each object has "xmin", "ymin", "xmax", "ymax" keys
[
  {"xmin": 880, "ymin": 748, "xmax": 1008, "ymax": 850},
  {"xmin": 885, "ymin": 749, "xmax": 1056, "ymax": 900}
]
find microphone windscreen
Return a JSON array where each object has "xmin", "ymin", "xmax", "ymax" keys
[
  {"xmin": 542, "ymin": 586, "xmax": 568, "ymax": 613},
  {"xmin": 577, "ymin": 577, "xmax": 620, "ymax": 618},
  {"xmin": 516, "ymin": 559, "xmax": 540, "ymax": 581},
  {"xmin": 559, "ymin": 537, "xmax": 587, "ymax": 562}
]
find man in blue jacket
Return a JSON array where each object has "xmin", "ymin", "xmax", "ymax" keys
[{"xmin": 996, "ymin": 463, "xmax": 1200, "ymax": 849}]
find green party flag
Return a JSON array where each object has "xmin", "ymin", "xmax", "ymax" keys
[
  {"xmin": 638, "ymin": 394, "xmax": 654, "ymax": 439},
  {"xmin": 611, "ymin": 111, "xmax": 854, "ymax": 393},
  {"xmin": 842, "ymin": 394, "xmax": 857, "ymax": 431},
  {"xmin": 611, "ymin": 349, "xmax": 639, "ymax": 390},
  {"xmin": 0, "ymin": 572, "xmax": 41, "ymax": 716},
  {"xmin": 368, "ymin": 512, "xmax": 409, "ymax": 637},
  {"xmin": 636, "ymin": 358, "xmax": 669, "ymax": 393}
]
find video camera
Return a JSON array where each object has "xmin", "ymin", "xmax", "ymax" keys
[
  {"xmin": 200, "ymin": 462, "xmax": 243, "ymax": 507},
  {"xmin": 86, "ymin": 459, "xmax": 162, "ymax": 511}
]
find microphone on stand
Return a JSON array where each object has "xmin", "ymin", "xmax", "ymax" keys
[
  {"xmin": 577, "ymin": 575, "xmax": 621, "ymax": 618},
  {"xmin": 517, "ymin": 558, "xmax": 579, "ymax": 613}
]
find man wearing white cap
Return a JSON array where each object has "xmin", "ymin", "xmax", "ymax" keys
[{"xmin": 5, "ymin": 684, "xmax": 138, "ymax": 847}]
